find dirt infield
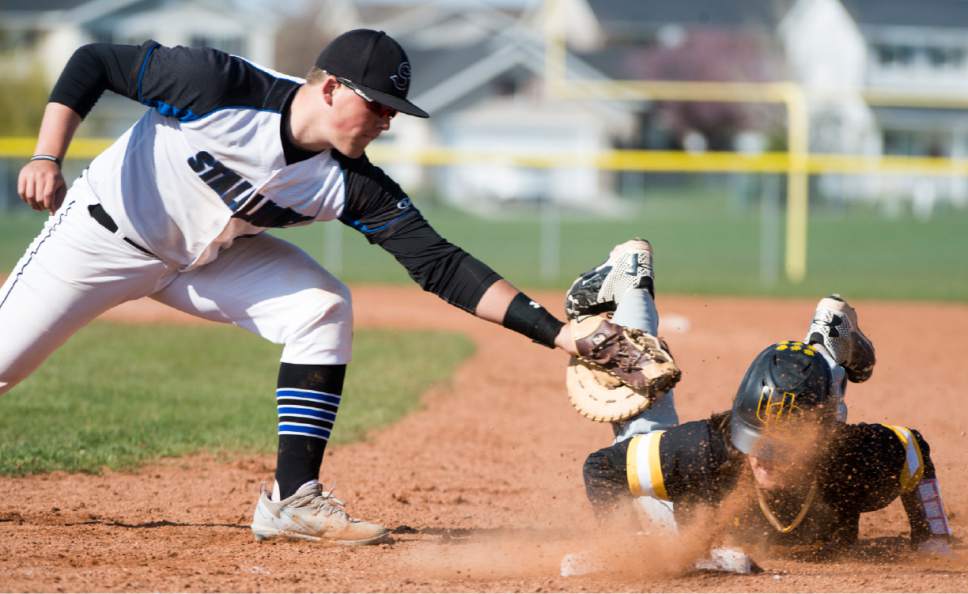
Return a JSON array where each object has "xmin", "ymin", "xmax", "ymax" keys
[{"xmin": 1, "ymin": 286, "xmax": 966, "ymax": 592}]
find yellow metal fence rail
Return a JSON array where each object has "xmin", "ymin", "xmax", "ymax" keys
[
  {"xmin": 3, "ymin": 137, "xmax": 966, "ymax": 175},
  {"xmin": 2, "ymin": 136, "xmax": 965, "ymax": 284}
]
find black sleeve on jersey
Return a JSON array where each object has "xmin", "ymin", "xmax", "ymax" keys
[
  {"xmin": 336, "ymin": 152, "xmax": 502, "ymax": 313},
  {"xmin": 49, "ymin": 40, "xmax": 294, "ymax": 121},
  {"xmin": 581, "ymin": 414, "xmax": 740, "ymax": 514},
  {"xmin": 660, "ymin": 414, "xmax": 741, "ymax": 504},
  {"xmin": 49, "ymin": 43, "xmax": 142, "ymax": 117},
  {"xmin": 820, "ymin": 424, "xmax": 903, "ymax": 513},
  {"xmin": 583, "ymin": 438, "xmax": 632, "ymax": 513},
  {"xmin": 821, "ymin": 423, "xmax": 938, "ymax": 544}
]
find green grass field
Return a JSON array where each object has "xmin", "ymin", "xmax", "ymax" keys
[
  {"xmin": 2, "ymin": 189, "xmax": 967, "ymax": 300},
  {"xmin": 0, "ymin": 323, "xmax": 474, "ymax": 475}
]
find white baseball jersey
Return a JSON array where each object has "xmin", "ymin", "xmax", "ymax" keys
[
  {"xmin": 0, "ymin": 40, "xmax": 504, "ymax": 394},
  {"xmin": 74, "ymin": 41, "xmax": 413, "ymax": 272}
]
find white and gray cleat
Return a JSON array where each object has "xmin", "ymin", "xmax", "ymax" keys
[
  {"xmin": 805, "ymin": 294, "xmax": 876, "ymax": 383},
  {"xmin": 565, "ymin": 239, "xmax": 654, "ymax": 320},
  {"xmin": 251, "ymin": 480, "xmax": 389, "ymax": 545}
]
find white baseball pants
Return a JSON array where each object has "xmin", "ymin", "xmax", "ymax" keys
[{"xmin": 0, "ymin": 187, "xmax": 352, "ymax": 396}]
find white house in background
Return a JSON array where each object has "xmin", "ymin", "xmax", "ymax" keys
[
  {"xmin": 0, "ymin": 0, "xmax": 280, "ymax": 135},
  {"xmin": 781, "ymin": 0, "xmax": 968, "ymax": 211},
  {"xmin": 362, "ymin": 5, "xmax": 639, "ymax": 212}
]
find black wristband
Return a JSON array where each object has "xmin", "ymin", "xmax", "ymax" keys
[
  {"xmin": 502, "ymin": 292, "xmax": 565, "ymax": 349},
  {"xmin": 30, "ymin": 154, "xmax": 62, "ymax": 168}
]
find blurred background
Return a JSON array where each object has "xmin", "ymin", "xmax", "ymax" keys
[{"xmin": 1, "ymin": 0, "xmax": 966, "ymax": 300}]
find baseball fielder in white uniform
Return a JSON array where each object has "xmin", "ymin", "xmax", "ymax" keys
[{"xmin": 4, "ymin": 29, "xmax": 674, "ymax": 545}]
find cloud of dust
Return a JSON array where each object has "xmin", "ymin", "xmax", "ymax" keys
[{"xmin": 396, "ymin": 477, "xmax": 763, "ymax": 582}]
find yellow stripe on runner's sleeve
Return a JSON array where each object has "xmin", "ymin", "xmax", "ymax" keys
[
  {"xmin": 627, "ymin": 435, "xmax": 643, "ymax": 496},
  {"xmin": 626, "ymin": 431, "xmax": 669, "ymax": 500},
  {"xmin": 882, "ymin": 424, "xmax": 925, "ymax": 493},
  {"xmin": 648, "ymin": 430, "xmax": 669, "ymax": 500}
]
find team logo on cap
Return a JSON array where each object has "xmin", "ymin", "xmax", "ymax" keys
[
  {"xmin": 756, "ymin": 385, "xmax": 801, "ymax": 425},
  {"xmin": 390, "ymin": 62, "xmax": 411, "ymax": 92}
]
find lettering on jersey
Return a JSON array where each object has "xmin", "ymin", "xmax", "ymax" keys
[
  {"xmin": 187, "ymin": 151, "xmax": 312, "ymax": 228},
  {"xmin": 756, "ymin": 386, "xmax": 801, "ymax": 424},
  {"xmin": 188, "ymin": 150, "xmax": 257, "ymax": 211}
]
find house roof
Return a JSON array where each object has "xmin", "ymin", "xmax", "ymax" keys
[
  {"xmin": 588, "ymin": 0, "xmax": 797, "ymax": 36},
  {"xmin": 389, "ymin": 8, "xmax": 635, "ymax": 127},
  {"xmin": 841, "ymin": 0, "xmax": 968, "ymax": 30},
  {"xmin": 1, "ymin": 0, "xmax": 272, "ymax": 27},
  {"xmin": 407, "ymin": 40, "xmax": 495, "ymax": 97},
  {"xmin": 0, "ymin": 0, "xmax": 87, "ymax": 12}
]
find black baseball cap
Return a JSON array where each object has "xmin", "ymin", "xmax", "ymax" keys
[{"xmin": 315, "ymin": 29, "xmax": 429, "ymax": 118}]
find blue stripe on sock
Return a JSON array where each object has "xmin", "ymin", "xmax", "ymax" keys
[
  {"xmin": 278, "ymin": 423, "xmax": 331, "ymax": 439},
  {"xmin": 275, "ymin": 389, "xmax": 341, "ymax": 406},
  {"xmin": 277, "ymin": 406, "xmax": 337, "ymax": 422}
]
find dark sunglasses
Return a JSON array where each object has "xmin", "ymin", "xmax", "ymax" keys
[{"xmin": 336, "ymin": 77, "xmax": 397, "ymax": 119}]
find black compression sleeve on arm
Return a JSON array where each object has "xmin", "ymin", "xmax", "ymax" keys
[
  {"xmin": 333, "ymin": 151, "xmax": 503, "ymax": 313},
  {"xmin": 49, "ymin": 43, "xmax": 142, "ymax": 117},
  {"xmin": 440, "ymin": 254, "xmax": 503, "ymax": 312},
  {"xmin": 502, "ymin": 292, "xmax": 565, "ymax": 348}
]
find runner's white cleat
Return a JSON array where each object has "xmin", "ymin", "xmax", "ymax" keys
[
  {"xmin": 251, "ymin": 480, "xmax": 389, "ymax": 545},
  {"xmin": 565, "ymin": 239, "xmax": 654, "ymax": 320},
  {"xmin": 805, "ymin": 294, "xmax": 876, "ymax": 383}
]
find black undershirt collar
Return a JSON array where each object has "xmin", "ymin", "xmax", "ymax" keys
[{"xmin": 280, "ymin": 85, "xmax": 323, "ymax": 165}]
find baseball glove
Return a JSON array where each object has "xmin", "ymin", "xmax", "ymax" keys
[
  {"xmin": 568, "ymin": 315, "xmax": 680, "ymax": 421},
  {"xmin": 566, "ymin": 357, "xmax": 655, "ymax": 422}
]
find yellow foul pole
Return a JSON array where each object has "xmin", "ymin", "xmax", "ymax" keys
[{"xmin": 781, "ymin": 84, "xmax": 809, "ymax": 283}]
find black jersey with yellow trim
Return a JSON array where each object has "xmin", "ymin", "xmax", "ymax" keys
[{"xmin": 583, "ymin": 413, "xmax": 937, "ymax": 547}]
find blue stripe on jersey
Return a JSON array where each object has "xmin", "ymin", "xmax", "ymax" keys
[
  {"xmin": 278, "ymin": 423, "xmax": 331, "ymax": 439},
  {"xmin": 275, "ymin": 389, "xmax": 341, "ymax": 406},
  {"xmin": 135, "ymin": 44, "xmax": 157, "ymax": 104},
  {"xmin": 136, "ymin": 45, "xmax": 200, "ymax": 121},
  {"xmin": 350, "ymin": 209, "xmax": 417, "ymax": 234},
  {"xmin": 277, "ymin": 406, "xmax": 338, "ymax": 422},
  {"xmin": 153, "ymin": 101, "xmax": 199, "ymax": 121}
]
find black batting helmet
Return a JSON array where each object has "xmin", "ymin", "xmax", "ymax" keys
[{"xmin": 729, "ymin": 341, "xmax": 835, "ymax": 454}]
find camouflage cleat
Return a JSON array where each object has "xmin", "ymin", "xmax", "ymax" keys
[
  {"xmin": 565, "ymin": 239, "xmax": 654, "ymax": 320},
  {"xmin": 805, "ymin": 294, "xmax": 876, "ymax": 383},
  {"xmin": 251, "ymin": 480, "xmax": 389, "ymax": 545}
]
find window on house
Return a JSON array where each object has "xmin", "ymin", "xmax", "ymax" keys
[
  {"xmin": 883, "ymin": 129, "xmax": 947, "ymax": 157},
  {"xmin": 895, "ymin": 45, "xmax": 915, "ymax": 66},
  {"xmin": 492, "ymin": 74, "xmax": 520, "ymax": 97},
  {"xmin": 876, "ymin": 42, "xmax": 966, "ymax": 70}
]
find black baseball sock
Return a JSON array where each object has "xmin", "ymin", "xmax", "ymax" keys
[{"xmin": 274, "ymin": 362, "xmax": 346, "ymax": 500}]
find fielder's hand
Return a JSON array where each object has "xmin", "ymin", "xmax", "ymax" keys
[
  {"xmin": 569, "ymin": 315, "xmax": 681, "ymax": 395},
  {"xmin": 18, "ymin": 159, "xmax": 66, "ymax": 214}
]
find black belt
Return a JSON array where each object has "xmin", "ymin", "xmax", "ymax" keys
[{"xmin": 88, "ymin": 204, "xmax": 155, "ymax": 256}]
